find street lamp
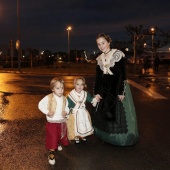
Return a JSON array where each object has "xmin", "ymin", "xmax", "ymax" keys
[
  {"xmin": 150, "ymin": 27, "xmax": 155, "ymax": 67},
  {"xmin": 144, "ymin": 43, "xmax": 147, "ymax": 48},
  {"xmin": 151, "ymin": 27, "xmax": 155, "ymax": 49},
  {"xmin": 67, "ymin": 26, "xmax": 72, "ymax": 62}
]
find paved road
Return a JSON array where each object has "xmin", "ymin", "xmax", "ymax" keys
[{"xmin": 0, "ymin": 72, "xmax": 170, "ymax": 170}]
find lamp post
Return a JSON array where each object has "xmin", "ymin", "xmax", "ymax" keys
[
  {"xmin": 10, "ymin": 40, "xmax": 14, "ymax": 68},
  {"xmin": 67, "ymin": 26, "xmax": 71, "ymax": 63},
  {"xmin": 17, "ymin": 0, "xmax": 21, "ymax": 71},
  {"xmin": 133, "ymin": 33, "xmax": 137, "ymax": 73},
  {"xmin": 150, "ymin": 27, "xmax": 155, "ymax": 67}
]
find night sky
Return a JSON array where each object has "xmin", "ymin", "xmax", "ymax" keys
[{"xmin": 0, "ymin": 0, "xmax": 170, "ymax": 53}]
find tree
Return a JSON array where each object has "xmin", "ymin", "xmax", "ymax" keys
[
  {"xmin": 126, "ymin": 25, "xmax": 147, "ymax": 59},
  {"xmin": 126, "ymin": 25, "xmax": 170, "ymax": 73},
  {"xmin": 144, "ymin": 27, "xmax": 170, "ymax": 52}
]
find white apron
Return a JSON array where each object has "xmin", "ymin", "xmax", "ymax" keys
[{"xmin": 68, "ymin": 90, "xmax": 94, "ymax": 138}]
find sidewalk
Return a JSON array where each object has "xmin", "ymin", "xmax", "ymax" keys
[
  {"xmin": 0, "ymin": 63, "xmax": 96, "ymax": 75},
  {"xmin": 0, "ymin": 63, "xmax": 169, "ymax": 77}
]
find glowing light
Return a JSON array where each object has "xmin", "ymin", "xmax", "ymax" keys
[
  {"xmin": 150, "ymin": 27, "xmax": 155, "ymax": 34},
  {"xmin": 67, "ymin": 26, "xmax": 72, "ymax": 31}
]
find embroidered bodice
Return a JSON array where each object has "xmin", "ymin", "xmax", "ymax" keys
[{"xmin": 96, "ymin": 49, "xmax": 125, "ymax": 75}]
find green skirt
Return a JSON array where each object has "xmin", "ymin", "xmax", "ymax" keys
[{"xmin": 93, "ymin": 82, "xmax": 139, "ymax": 146}]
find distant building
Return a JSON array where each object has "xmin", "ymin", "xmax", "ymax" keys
[
  {"xmin": 156, "ymin": 44, "xmax": 170, "ymax": 61},
  {"xmin": 70, "ymin": 49, "xmax": 87, "ymax": 62},
  {"xmin": 0, "ymin": 44, "xmax": 8, "ymax": 56},
  {"xmin": 141, "ymin": 43, "xmax": 170, "ymax": 65}
]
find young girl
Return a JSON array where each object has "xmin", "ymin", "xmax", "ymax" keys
[
  {"xmin": 38, "ymin": 78, "xmax": 69, "ymax": 165},
  {"xmin": 67, "ymin": 77, "xmax": 100, "ymax": 144}
]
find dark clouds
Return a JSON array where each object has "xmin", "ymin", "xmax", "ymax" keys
[{"xmin": 0, "ymin": 0, "xmax": 170, "ymax": 53}]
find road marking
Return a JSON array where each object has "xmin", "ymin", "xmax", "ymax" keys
[{"xmin": 128, "ymin": 79, "xmax": 168, "ymax": 99}]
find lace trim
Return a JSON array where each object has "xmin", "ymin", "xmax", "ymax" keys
[
  {"xmin": 96, "ymin": 49, "xmax": 125, "ymax": 74},
  {"xmin": 122, "ymin": 80, "xmax": 127, "ymax": 96}
]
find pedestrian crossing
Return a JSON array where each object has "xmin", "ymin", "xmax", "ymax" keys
[{"xmin": 128, "ymin": 79, "xmax": 168, "ymax": 99}]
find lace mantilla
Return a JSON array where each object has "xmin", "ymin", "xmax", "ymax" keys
[{"xmin": 96, "ymin": 49, "xmax": 125, "ymax": 74}]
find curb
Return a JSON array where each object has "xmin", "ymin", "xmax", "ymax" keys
[{"xmin": 0, "ymin": 70, "xmax": 95, "ymax": 76}]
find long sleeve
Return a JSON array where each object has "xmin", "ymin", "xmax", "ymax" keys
[
  {"xmin": 94, "ymin": 65, "xmax": 103, "ymax": 95},
  {"xmin": 118, "ymin": 57, "xmax": 127, "ymax": 95},
  {"xmin": 65, "ymin": 99, "xmax": 69, "ymax": 114},
  {"xmin": 86, "ymin": 92, "xmax": 93, "ymax": 103},
  {"xmin": 38, "ymin": 95, "xmax": 49, "ymax": 115},
  {"xmin": 67, "ymin": 96, "xmax": 75, "ymax": 109}
]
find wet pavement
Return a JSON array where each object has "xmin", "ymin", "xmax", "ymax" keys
[{"xmin": 0, "ymin": 69, "xmax": 170, "ymax": 170}]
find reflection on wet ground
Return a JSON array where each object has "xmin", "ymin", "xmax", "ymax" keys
[
  {"xmin": 128, "ymin": 75, "xmax": 170, "ymax": 98},
  {"xmin": 0, "ymin": 73, "xmax": 170, "ymax": 169},
  {"xmin": 0, "ymin": 92, "xmax": 12, "ymax": 105},
  {"xmin": 0, "ymin": 81, "xmax": 49, "ymax": 168},
  {"xmin": 0, "ymin": 92, "xmax": 12, "ymax": 134},
  {"xmin": 0, "ymin": 74, "xmax": 95, "ymax": 169},
  {"xmin": 0, "ymin": 118, "xmax": 48, "ymax": 170},
  {"xmin": 0, "ymin": 119, "xmax": 8, "ymax": 134}
]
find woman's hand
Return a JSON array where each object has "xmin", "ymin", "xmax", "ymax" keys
[
  {"xmin": 118, "ymin": 95, "xmax": 125, "ymax": 102},
  {"xmin": 91, "ymin": 94, "xmax": 102, "ymax": 107},
  {"xmin": 95, "ymin": 94, "xmax": 102, "ymax": 102}
]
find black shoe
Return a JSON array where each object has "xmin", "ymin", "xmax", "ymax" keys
[{"xmin": 48, "ymin": 150, "xmax": 55, "ymax": 165}]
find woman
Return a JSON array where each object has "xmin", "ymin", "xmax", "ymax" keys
[{"xmin": 92, "ymin": 33, "xmax": 138, "ymax": 146}]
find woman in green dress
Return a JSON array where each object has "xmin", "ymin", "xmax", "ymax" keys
[{"xmin": 92, "ymin": 33, "xmax": 139, "ymax": 146}]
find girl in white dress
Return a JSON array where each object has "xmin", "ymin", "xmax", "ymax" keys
[{"xmin": 67, "ymin": 77, "xmax": 100, "ymax": 144}]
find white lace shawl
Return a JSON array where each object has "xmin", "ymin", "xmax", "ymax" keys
[{"xmin": 96, "ymin": 49, "xmax": 125, "ymax": 75}]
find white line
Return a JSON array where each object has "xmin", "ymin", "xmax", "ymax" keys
[{"xmin": 127, "ymin": 79, "xmax": 168, "ymax": 99}]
